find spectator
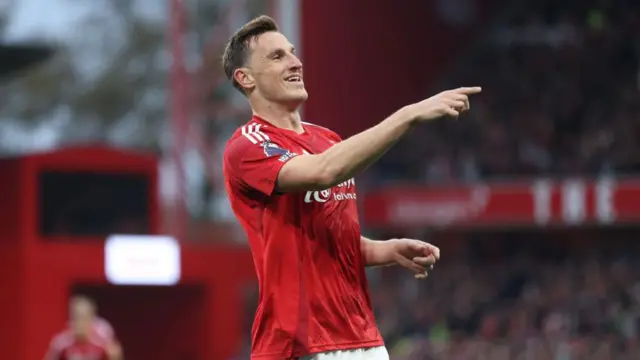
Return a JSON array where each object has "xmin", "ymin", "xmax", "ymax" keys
[{"xmin": 377, "ymin": 0, "xmax": 640, "ymax": 183}]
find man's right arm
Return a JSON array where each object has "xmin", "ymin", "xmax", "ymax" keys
[
  {"xmin": 277, "ymin": 106, "xmax": 415, "ymax": 191},
  {"xmin": 276, "ymin": 86, "xmax": 482, "ymax": 192}
]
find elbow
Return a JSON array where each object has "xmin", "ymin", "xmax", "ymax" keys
[
  {"xmin": 313, "ymin": 168, "xmax": 337, "ymax": 189},
  {"xmin": 312, "ymin": 157, "xmax": 341, "ymax": 189}
]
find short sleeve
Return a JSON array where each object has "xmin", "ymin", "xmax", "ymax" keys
[
  {"xmin": 327, "ymin": 130, "xmax": 343, "ymax": 143},
  {"xmin": 224, "ymin": 136, "xmax": 298, "ymax": 196}
]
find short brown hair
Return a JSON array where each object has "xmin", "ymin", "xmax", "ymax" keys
[{"xmin": 222, "ymin": 15, "xmax": 279, "ymax": 94}]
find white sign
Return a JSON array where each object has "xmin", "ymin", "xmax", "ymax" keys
[{"xmin": 105, "ymin": 235, "xmax": 181, "ymax": 286}]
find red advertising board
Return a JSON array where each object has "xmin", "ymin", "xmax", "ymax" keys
[{"xmin": 363, "ymin": 178, "xmax": 640, "ymax": 228}]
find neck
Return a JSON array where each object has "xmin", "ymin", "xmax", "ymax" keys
[{"xmin": 249, "ymin": 96, "xmax": 304, "ymax": 133}]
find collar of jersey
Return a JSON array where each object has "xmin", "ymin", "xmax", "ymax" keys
[{"xmin": 252, "ymin": 115, "xmax": 308, "ymax": 136}]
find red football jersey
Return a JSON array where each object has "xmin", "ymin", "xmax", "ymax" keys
[
  {"xmin": 45, "ymin": 318, "xmax": 115, "ymax": 360},
  {"xmin": 223, "ymin": 116, "xmax": 384, "ymax": 359},
  {"xmin": 45, "ymin": 331, "xmax": 108, "ymax": 360}
]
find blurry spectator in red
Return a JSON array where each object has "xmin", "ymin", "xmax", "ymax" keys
[{"xmin": 44, "ymin": 295, "xmax": 122, "ymax": 360}]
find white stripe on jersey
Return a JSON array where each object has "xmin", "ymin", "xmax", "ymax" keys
[{"xmin": 241, "ymin": 123, "xmax": 270, "ymax": 144}]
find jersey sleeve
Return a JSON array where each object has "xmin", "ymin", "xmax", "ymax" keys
[
  {"xmin": 224, "ymin": 135, "xmax": 299, "ymax": 196},
  {"xmin": 328, "ymin": 131, "xmax": 343, "ymax": 143}
]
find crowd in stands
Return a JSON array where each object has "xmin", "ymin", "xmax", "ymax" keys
[
  {"xmin": 376, "ymin": 0, "xmax": 640, "ymax": 184},
  {"xmin": 372, "ymin": 228, "xmax": 640, "ymax": 359},
  {"xmin": 366, "ymin": 1, "xmax": 640, "ymax": 358}
]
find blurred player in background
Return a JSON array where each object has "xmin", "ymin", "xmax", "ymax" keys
[
  {"xmin": 44, "ymin": 295, "xmax": 123, "ymax": 360},
  {"xmin": 222, "ymin": 15, "xmax": 481, "ymax": 360}
]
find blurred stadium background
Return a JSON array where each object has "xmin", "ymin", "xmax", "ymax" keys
[{"xmin": 0, "ymin": 0, "xmax": 638, "ymax": 359}]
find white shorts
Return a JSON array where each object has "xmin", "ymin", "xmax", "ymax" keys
[{"xmin": 301, "ymin": 346, "xmax": 389, "ymax": 360}]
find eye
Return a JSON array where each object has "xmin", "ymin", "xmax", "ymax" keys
[{"xmin": 270, "ymin": 50, "xmax": 285, "ymax": 61}]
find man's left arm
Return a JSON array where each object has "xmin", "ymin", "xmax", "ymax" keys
[
  {"xmin": 360, "ymin": 236, "xmax": 440, "ymax": 278},
  {"xmin": 360, "ymin": 236, "xmax": 397, "ymax": 267}
]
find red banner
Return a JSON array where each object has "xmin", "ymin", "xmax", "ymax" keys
[{"xmin": 362, "ymin": 178, "xmax": 640, "ymax": 228}]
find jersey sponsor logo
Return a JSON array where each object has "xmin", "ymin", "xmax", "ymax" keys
[
  {"xmin": 241, "ymin": 123, "xmax": 270, "ymax": 144},
  {"xmin": 305, "ymin": 189, "xmax": 332, "ymax": 203},
  {"xmin": 304, "ymin": 178, "xmax": 356, "ymax": 203},
  {"xmin": 337, "ymin": 178, "xmax": 355, "ymax": 188}
]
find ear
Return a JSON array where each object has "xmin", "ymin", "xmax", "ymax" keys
[{"xmin": 233, "ymin": 67, "xmax": 255, "ymax": 92}]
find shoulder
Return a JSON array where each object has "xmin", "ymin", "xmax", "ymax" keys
[
  {"xmin": 302, "ymin": 121, "xmax": 343, "ymax": 142},
  {"xmin": 93, "ymin": 317, "xmax": 115, "ymax": 340},
  {"xmin": 224, "ymin": 120, "xmax": 295, "ymax": 160},
  {"xmin": 50, "ymin": 330, "xmax": 74, "ymax": 350},
  {"xmin": 224, "ymin": 121, "xmax": 270, "ymax": 159},
  {"xmin": 226, "ymin": 120, "xmax": 279, "ymax": 149},
  {"xmin": 236, "ymin": 121, "xmax": 277, "ymax": 145}
]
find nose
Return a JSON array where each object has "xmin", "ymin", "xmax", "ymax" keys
[{"xmin": 289, "ymin": 54, "xmax": 302, "ymax": 71}]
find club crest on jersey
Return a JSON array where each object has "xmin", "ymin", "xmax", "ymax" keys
[{"xmin": 262, "ymin": 141, "xmax": 296, "ymax": 162}]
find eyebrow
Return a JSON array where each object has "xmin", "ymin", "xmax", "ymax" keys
[{"xmin": 266, "ymin": 46, "xmax": 296, "ymax": 58}]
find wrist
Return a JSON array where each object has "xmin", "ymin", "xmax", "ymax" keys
[
  {"xmin": 385, "ymin": 238, "xmax": 402, "ymax": 263},
  {"xmin": 395, "ymin": 105, "xmax": 420, "ymax": 127},
  {"xmin": 363, "ymin": 238, "xmax": 400, "ymax": 267}
]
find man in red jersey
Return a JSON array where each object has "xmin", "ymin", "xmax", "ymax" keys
[
  {"xmin": 221, "ymin": 15, "xmax": 481, "ymax": 360},
  {"xmin": 44, "ymin": 296, "xmax": 122, "ymax": 360}
]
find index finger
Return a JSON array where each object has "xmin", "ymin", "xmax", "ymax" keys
[
  {"xmin": 456, "ymin": 86, "xmax": 482, "ymax": 95},
  {"xmin": 425, "ymin": 244, "xmax": 440, "ymax": 260}
]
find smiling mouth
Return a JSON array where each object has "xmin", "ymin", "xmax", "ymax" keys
[{"xmin": 285, "ymin": 75, "xmax": 302, "ymax": 83}]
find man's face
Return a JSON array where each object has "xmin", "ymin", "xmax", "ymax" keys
[
  {"xmin": 70, "ymin": 301, "xmax": 95, "ymax": 338},
  {"xmin": 241, "ymin": 31, "xmax": 307, "ymax": 106}
]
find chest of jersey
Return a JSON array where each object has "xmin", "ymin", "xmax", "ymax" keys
[{"xmin": 274, "ymin": 128, "xmax": 335, "ymax": 155}]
